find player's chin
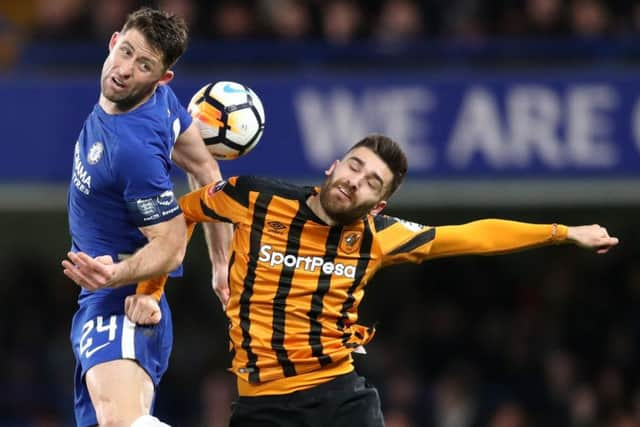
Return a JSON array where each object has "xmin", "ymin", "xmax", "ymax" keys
[
  {"xmin": 103, "ymin": 89, "xmax": 128, "ymax": 103},
  {"xmin": 326, "ymin": 200, "xmax": 351, "ymax": 215}
]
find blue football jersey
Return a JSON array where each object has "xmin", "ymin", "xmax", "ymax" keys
[{"xmin": 68, "ymin": 85, "xmax": 192, "ymax": 306}]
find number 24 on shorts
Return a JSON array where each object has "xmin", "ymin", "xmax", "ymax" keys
[{"xmin": 80, "ymin": 315, "xmax": 117, "ymax": 358}]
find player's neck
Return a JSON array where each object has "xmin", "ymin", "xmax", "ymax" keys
[
  {"xmin": 98, "ymin": 91, "xmax": 154, "ymax": 115},
  {"xmin": 306, "ymin": 193, "xmax": 338, "ymax": 226}
]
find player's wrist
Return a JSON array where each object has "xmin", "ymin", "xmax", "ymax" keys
[
  {"xmin": 106, "ymin": 262, "xmax": 127, "ymax": 288},
  {"xmin": 552, "ymin": 223, "xmax": 569, "ymax": 243}
]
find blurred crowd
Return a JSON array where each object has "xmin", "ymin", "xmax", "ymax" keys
[
  {"xmin": 1, "ymin": 0, "xmax": 639, "ymax": 71},
  {"xmin": 0, "ymin": 0, "xmax": 639, "ymax": 45},
  {"xmin": 1, "ymin": 208, "xmax": 639, "ymax": 427}
]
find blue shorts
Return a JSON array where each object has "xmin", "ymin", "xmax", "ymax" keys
[{"xmin": 70, "ymin": 296, "xmax": 173, "ymax": 427}]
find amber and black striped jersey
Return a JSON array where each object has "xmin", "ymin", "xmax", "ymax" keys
[{"xmin": 175, "ymin": 176, "xmax": 568, "ymax": 395}]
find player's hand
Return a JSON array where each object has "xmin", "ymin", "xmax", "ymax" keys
[
  {"xmin": 62, "ymin": 252, "xmax": 116, "ymax": 290},
  {"xmin": 567, "ymin": 224, "xmax": 619, "ymax": 254},
  {"xmin": 212, "ymin": 265, "xmax": 230, "ymax": 310},
  {"xmin": 125, "ymin": 294, "xmax": 162, "ymax": 325}
]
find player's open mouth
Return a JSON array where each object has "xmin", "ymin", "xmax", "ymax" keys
[{"xmin": 112, "ymin": 77, "xmax": 126, "ymax": 89}]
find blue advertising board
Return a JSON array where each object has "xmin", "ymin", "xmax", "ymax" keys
[{"xmin": 1, "ymin": 69, "xmax": 639, "ymax": 186}]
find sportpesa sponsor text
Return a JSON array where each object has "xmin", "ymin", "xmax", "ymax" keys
[{"xmin": 258, "ymin": 244, "xmax": 356, "ymax": 278}]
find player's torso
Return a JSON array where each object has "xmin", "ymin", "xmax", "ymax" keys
[
  {"xmin": 229, "ymin": 194, "xmax": 380, "ymax": 307},
  {"xmin": 68, "ymin": 88, "xmax": 185, "ymax": 304},
  {"xmin": 68, "ymin": 92, "xmax": 178, "ymax": 257},
  {"xmin": 68, "ymin": 109, "xmax": 138, "ymax": 256},
  {"xmin": 225, "ymin": 189, "xmax": 384, "ymax": 382}
]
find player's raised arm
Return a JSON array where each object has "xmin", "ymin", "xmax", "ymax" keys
[
  {"xmin": 173, "ymin": 121, "xmax": 233, "ymax": 307},
  {"xmin": 172, "ymin": 121, "xmax": 222, "ymax": 183}
]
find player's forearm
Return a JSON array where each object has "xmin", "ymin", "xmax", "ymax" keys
[
  {"xmin": 202, "ymin": 221, "xmax": 231, "ymax": 268},
  {"xmin": 110, "ymin": 234, "xmax": 186, "ymax": 288},
  {"xmin": 134, "ymin": 220, "xmax": 198, "ymax": 298},
  {"xmin": 188, "ymin": 164, "xmax": 222, "ymax": 189},
  {"xmin": 174, "ymin": 123, "xmax": 222, "ymax": 187},
  {"xmin": 429, "ymin": 219, "xmax": 568, "ymax": 258}
]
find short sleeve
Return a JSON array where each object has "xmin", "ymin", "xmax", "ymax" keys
[
  {"xmin": 116, "ymin": 139, "xmax": 181, "ymax": 227},
  {"xmin": 179, "ymin": 176, "xmax": 250, "ymax": 225}
]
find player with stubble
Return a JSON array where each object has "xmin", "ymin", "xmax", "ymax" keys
[
  {"xmin": 131, "ymin": 133, "xmax": 619, "ymax": 426},
  {"xmin": 61, "ymin": 7, "xmax": 230, "ymax": 427}
]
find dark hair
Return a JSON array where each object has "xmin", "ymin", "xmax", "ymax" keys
[
  {"xmin": 349, "ymin": 134, "xmax": 408, "ymax": 198},
  {"xmin": 121, "ymin": 7, "xmax": 188, "ymax": 69}
]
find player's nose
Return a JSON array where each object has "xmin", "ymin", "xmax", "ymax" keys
[
  {"xmin": 344, "ymin": 176, "xmax": 358, "ymax": 192},
  {"xmin": 117, "ymin": 59, "xmax": 134, "ymax": 77}
]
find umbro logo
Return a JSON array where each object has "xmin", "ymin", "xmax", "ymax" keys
[{"xmin": 267, "ymin": 221, "xmax": 288, "ymax": 234}]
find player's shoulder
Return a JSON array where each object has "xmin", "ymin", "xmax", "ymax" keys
[
  {"xmin": 229, "ymin": 176, "xmax": 307, "ymax": 199},
  {"xmin": 154, "ymin": 84, "xmax": 179, "ymax": 105},
  {"xmin": 125, "ymin": 85, "xmax": 179, "ymax": 122},
  {"xmin": 372, "ymin": 214, "xmax": 430, "ymax": 233},
  {"xmin": 146, "ymin": 85, "xmax": 180, "ymax": 116},
  {"xmin": 117, "ymin": 87, "xmax": 181, "ymax": 146},
  {"xmin": 214, "ymin": 176, "xmax": 306, "ymax": 209}
]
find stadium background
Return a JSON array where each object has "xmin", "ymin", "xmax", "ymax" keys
[{"xmin": 1, "ymin": 0, "xmax": 640, "ymax": 426}]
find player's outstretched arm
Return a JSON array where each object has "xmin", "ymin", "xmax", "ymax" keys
[
  {"xmin": 566, "ymin": 224, "xmax": 619, "ymax": 253},
  {"xmin": 62, "ymin": 213, "xmax": 187, "ymax": 290},
  {"xmin": 428, "ymin": 219, "xmax": 618, "ymax": 259},
  {"xmin": 174, "ymin": 122, "xmax": 232, "ymax": 309}
]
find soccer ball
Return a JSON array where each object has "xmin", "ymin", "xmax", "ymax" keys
[{"xmin": 188, "ymin": 81, "xmax": 265, "ymax": 160}]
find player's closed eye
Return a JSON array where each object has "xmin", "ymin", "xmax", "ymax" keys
[{"xmin": 367, "ymin": 179, "xmax": 380, "ymax": 191}]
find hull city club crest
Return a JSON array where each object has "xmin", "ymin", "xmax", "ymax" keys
[{"xmin": 340, "ymin": 231, "xmax": 362, "ymax": 254}]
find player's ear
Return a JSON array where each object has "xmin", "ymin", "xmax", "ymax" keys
[
  {"xmin": 325, "ymin": 160, "xmax": 339, "ymax": 176},
  {"xmin": 158, "ymin": 70, "xmax": 174, "ymax": 86},
  {"xmin": 108, "ymin": 32, "xmax": 119, "ymax": 51},
  {"xmin": 369, "ymin": 200, "xmax": 387, "ymax": 216}
]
